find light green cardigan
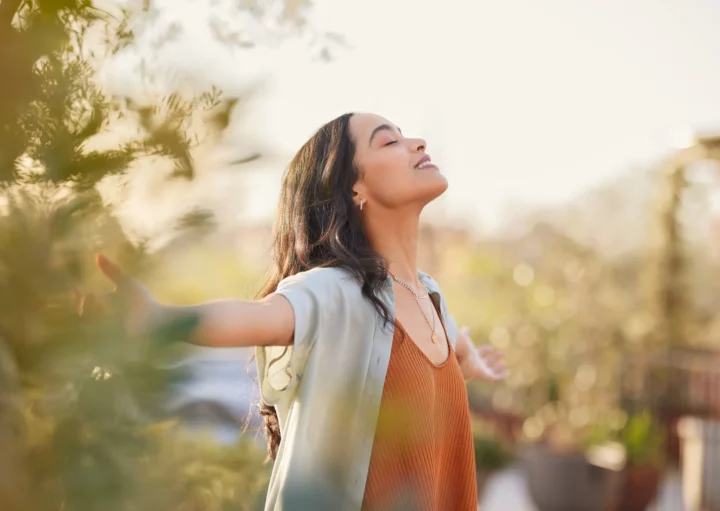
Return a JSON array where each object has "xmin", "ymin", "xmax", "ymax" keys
[{"xmin": 255, "ymin": 267, "xmax": 460, "ymax": 510}]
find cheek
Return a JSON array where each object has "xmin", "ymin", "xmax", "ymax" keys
[
  {"xmin": 363, "ymin": 159, "xmax": 415, "ymax": 205},
  {"xmin": 358, "ymin": 153, "xmax": 448, "ymax": 208}
]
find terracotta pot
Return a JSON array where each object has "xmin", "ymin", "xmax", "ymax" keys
[
  {"xmin": 611, "ymin": 464, "xmax": 662, "ymax": 511},
  {"xmin": 523, "ymin": 444, "xmax": 624, "ymax": 511}
]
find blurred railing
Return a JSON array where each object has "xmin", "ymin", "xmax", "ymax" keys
[
  {"xmin": 622, "ymin": 347, "xmax": 720, "ymax": 511},
  {"xmin": 622, "ymin": 347, "xmax": 720, "ymax": 461}
]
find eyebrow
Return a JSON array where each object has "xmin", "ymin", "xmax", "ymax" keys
[{"xmin": 368, "ymin": 124, "xmax": 402, "ymax": 146}]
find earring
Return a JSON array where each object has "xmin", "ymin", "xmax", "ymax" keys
[{"xmin": 360, "ymin": 199, "xmax": 365, "ymax": 211}]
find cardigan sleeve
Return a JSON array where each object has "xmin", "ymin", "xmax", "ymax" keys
[{"xmin": 255, "ymin": 267, "xmax": 345, "ymax": 405}]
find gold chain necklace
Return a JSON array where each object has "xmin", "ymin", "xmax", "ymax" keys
[{"xmin": 389, "ymin": 272, "xmax": 439, "ymax": 344}]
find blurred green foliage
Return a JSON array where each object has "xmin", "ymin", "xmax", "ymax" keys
[
  {"xmin": 433, "ymin": 156, "xmax": 720, "ymax": 452},
  {"xmin": 436, "ymin": 223, "xmax": 640, "ymax": 446},
  {"xmin": 0, "ymin": 1, "xmax": 277, "ymax": 509},
  {"xmin": 471, "ymin": 424, "xmax": 513, "ymax": 472},
  {"xmin": 618, "ymin": 411, "xmax": 665, "ymax": 466}
]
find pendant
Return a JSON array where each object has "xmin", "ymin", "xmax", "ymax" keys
[{"xmin": 431, "ymin": 333, "xmax": 438, "ymax": 344}]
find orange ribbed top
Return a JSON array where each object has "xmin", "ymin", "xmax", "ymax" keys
[{"xmin": 361, "ymin": 320, "xmax": 477, "ymax": 511}]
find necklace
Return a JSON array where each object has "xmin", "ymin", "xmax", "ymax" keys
[
  {"xmin": 392, "ymin": 275, "xmax": 429, "ymax": 299},
  {"xmin": 388, "ymin": 271, "xmax": 439, "ymax": 344}
]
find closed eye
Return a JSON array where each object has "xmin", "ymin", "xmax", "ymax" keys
[{"xmin": 384, "ymin": 140, "xmax": 397, "ymax": 146}]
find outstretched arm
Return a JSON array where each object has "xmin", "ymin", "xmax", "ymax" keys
[
  {"xmin": 455, "ymin": 326, "xmax": 508, "ymax": 381},
  {"xmin": 151, "ymin": 294, "xmax": 295, "ymax": 348},
  {"xmin": 88, "ymin": 254, "xmax": 295, "ymax": 348}
]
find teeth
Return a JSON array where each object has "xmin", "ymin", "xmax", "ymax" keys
[{"xmin": 416, "ymin": 161, "xmax": 433, "ymax": 169}]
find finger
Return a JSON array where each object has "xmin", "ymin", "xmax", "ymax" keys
[
  {"xmin": 96, "ymin": 253, "xmax": 126, "ymax": 288},
  {"xmin": 482, "ymin": 350, "xmax": 505, "ymax": 365},
  {"xmin": 78, "ymin": 293, "xmax": 112, "ymax": 317},
  {"xmin": 477, "ymin": 345, "xmax": 497, "ymax": 356},
  {"xmin": 478, "ymin": 365, "xmax": 509, "ymax": 381},
  {"xmin": 493, "ymin": 368, "xmax": 510, "ymax": 380},
  {"xmin": 474, "ymin": 366, "xmax": 499, "ymax": 381},
  {"xmin": 473, "ymin": 348, "xmax": 507, "ymax": 378},
  {"xmin": 489, "ymin": 360, "xmax": 507, "ymax": 372},
  {"xmin": 473, "ymin": 354, "xmax": 495, "ymax": 377}
]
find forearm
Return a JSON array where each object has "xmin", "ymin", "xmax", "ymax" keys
[
  {"xmin": 149, "ymin": 295, "xmax": 293, "ymax": 348},
  {"xmin": 455, "ymin": 328, "xmax": 481, "ymax": 381},
  {"xmin": 454, "ymin": 328, "xmax": 472, "ymax": 366}
]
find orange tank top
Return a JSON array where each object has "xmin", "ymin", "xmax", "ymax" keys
[{"xmin": 361, "ymin": 319, "xmax": 477, "ymax": 510}]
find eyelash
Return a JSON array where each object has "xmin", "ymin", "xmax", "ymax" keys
[{"xmin": 384, "ymin": 140, "xmax": 397, "ymax": 146}]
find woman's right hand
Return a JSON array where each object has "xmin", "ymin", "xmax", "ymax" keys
[
  {"xmin": 80, "ymin": 254, "xmax": 296, "ymax": 348},
  {"xmin": 78, "ymin": 254, "xmax": 158, "ymax": 338}
]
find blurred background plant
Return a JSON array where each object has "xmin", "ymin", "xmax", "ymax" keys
[
  {"xmin": 471, "ymin": 421, "xmax": 514, "ymax": 502},
  {"xmin": 439, "ymin": 136, "xmax": 720, "ymax": 453},
  {"xmin": 619, "ymin": 411, "xmax": 666, "ymax": 467},
  {"xmin": 0, "ymin": 0, "xmax": 303, "ymax": 509}
]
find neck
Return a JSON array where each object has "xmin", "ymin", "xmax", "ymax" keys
[{"xmin": 363, "ymin": 209, "xmax": 421, "ymax": 288}]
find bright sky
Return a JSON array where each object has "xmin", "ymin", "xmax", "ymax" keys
[{"xmin": 107, "ymin": 0, "xmax": 720, "ymax": 232}]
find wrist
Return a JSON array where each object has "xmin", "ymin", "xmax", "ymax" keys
[{"xmin": 145, "ymin": 303, "xmax": 202, "ymax": 345}]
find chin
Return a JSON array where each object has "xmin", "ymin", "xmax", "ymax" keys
[
  {"xmin": 430, "ymin": 172, "xmax": 449, "ymax": 194},
  {"xmin": 419, "ymin": 175, "xmax": 449, "ymax": 204}
]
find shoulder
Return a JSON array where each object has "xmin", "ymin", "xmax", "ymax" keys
[
  {"xmin": 277, "ymin": 266, "xmax": 362, "ymax": 299},
  {"xmin": 418, "ymin": 270, "xmax": 443, "ymax": 295},
  {"xmin": 419, "ymin": 270, "xmax": 453, "ymax": 308}
]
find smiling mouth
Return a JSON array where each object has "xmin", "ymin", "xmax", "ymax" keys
[{"xmin": 414, "ymin": 154, "xmax": 437, "ymax": 169}]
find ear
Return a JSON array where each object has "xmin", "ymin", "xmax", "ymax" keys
[{"xmin": 351, "ymin": 183, "xmax": 365, "ymax": 209}]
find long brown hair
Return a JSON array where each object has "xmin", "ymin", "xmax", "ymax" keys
[{"xmin": 257, "ymin": 113, "xmax": 392, "ymax": 460}]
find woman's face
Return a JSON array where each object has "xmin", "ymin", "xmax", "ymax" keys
[{"xmin": 349, "ymin": 113, "xmax": 448, "ymax": 212}]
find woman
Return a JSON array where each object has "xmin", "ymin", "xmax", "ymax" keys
[{"xmin": 90, "ymin": 112, "xmax": 508, "ymax": 510}]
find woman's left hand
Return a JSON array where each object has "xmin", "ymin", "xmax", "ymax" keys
[{"xmin": 458, "ymin": 326, "xmax": 509, "ymax": 382}]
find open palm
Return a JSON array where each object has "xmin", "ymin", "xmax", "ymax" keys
[
  {"xmin": 77, "ymin": 254, "xmax": 157, "ymax": 338},
  {"xmin": 458, "ymin": 327, "xmax": 509, "ymax": 382}
]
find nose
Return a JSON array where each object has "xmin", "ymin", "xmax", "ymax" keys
[{"xmin": 408, "ymin": 137, "xmax": 426, "ymax": 152}]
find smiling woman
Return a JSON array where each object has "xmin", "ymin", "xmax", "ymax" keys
[{"xmin": 91, "ymin": 112, "xmax": 508, "ymax": 511}]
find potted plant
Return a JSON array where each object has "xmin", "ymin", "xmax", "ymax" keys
[
  {"xmin": 610, "ymin": 412, "xmax": 665, "ymax": 511},
  {"xmin": 472, "ymin": 427, "xmax": 513, "ymax": 502},
  {"xmin": 522, "ymin": 410, "xmax": 626, "ymax": 511}
]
